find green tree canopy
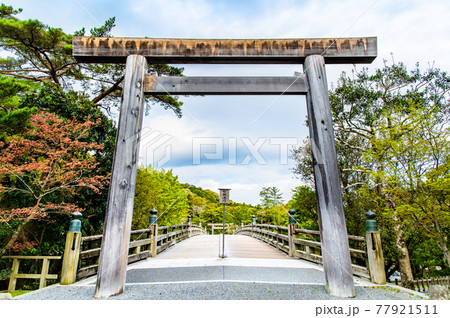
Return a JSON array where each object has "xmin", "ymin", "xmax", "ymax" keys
[
  {"xmin": 0, "ymin": 3, "xmax": 184, "ymax": 116},
  {"xmin": 132, "ymin": 167, "xmax": 190, "ymax": 229},
  {"xmin": 259, "ymin": 186, "xmax": 283, "ymax": 209},
  {"xmin": 292, "ymin": 61, "xmax": 450, "ymax": 286},
  {"xmin": 289, "ymin": 186, "xmax": 318, "ymax": 230}
]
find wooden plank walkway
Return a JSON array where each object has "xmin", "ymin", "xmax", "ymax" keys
[{"xmin": 156, "ymin": 234, "xmax": 290, "ymax": 259}]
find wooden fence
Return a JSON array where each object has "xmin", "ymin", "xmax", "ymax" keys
[
  {"xmin": 77, "ymin": 224, "xmax": 206, "ymax": 280},
  {"xmin": 2, "ymin": 255, "xmax": 61, "ymax": 293},
  {"xmin": 236, "ymin": 224, "xmax": 369, "ymax": 279},
  {"xmin": 393, "ymin": 276, "xmax": 450, "ymax": 293}
]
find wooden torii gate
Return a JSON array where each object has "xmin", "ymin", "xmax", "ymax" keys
[{"xmin": 72, "ymin": 36, "xmax": 377, "ymax": 298}]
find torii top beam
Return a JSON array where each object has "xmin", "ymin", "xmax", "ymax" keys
[{"xmin": 72, "ymin": 36, "xmax": 377, "ymax": 64}]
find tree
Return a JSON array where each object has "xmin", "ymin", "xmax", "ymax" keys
[
  {"xmin": 16, "ymin": 83, "xmax": 117, "ymax": 236},
  {"xmin": 0, "ymin": 4, "xmax": 184, "ymax": 116},
  {"xmin": 291, "ymin": 119, "xmax": 369, "ymax": 236},
  {"xmin": 414, "ymin": 160, "xmax": 450, "ymax": 268},
  {"xmin": 0, "ymin": 4, "xmax": 73, "ymax": 85},
  {"xmin": 292, "ymin": 61, "xmax": 450, "ymax": 286},
  {"xmin": 291, "ymin": 139, "xmax": 314, "ymax": 185},
  {"xmin": 0, "ymin": 69, "xmax": 116, "ymax": 257},
  {"xmin": 259, "ymin": 186, "xmax": 283, "ymax": 209},
  {"xmin": 188, "ymin": 193, "xmax": 208, "ymax": 223},
  {"xmin": 256, "ymin": 186, "xmax": 286, "ymax": 225},
  {"xmin": 289, "ymin": 186, "xmax": 318, "ymax": 230},
  {"xmin": 131, "ymin": 166, "xmax": 190, "ymax": 229},
  {"xmin": 361, "ymin": 104, "xmax": 450, "ymax": 267},
  {"xmin": 313, "ymin": 61, "xmax": 449, "ymax": 287},
  {"xmin": 0, "ymin": 111, "xmax": 108, "ymax": 256},
  {"xmin": 0, "ymin": 75, "xmax": 39, "ymax": 140}
]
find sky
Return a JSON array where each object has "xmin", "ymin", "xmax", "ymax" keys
[{"xmin": 10, "ymin": 0, "xmax": 450, "ymax": 205}]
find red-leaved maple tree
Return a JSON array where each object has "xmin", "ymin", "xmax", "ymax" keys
[{"xmin": 0, "ymin": 112, "xmax": 109, "ymax": 256}]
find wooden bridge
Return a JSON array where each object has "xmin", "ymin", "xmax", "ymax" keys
[
  {"xmin": 9, "ymin": 217, "xmax": 430, "ymax": 300},
  {"xmin": 155, "ymin": 234, "xmax": 291, "ymax": 259},
  {"xmin": 11, "ymin": 217, "xmax": 379, "ymax": 293},
  {"xmin": 68, "ymin": 222, "xmax": 374, "ymax": 283}
]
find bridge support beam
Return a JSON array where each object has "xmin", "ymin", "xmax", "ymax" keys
[
  {"xmin": 304, "ymin": 55, "xmax": 355, "ymax": 298},
  {"xmin": 94, "ymin": 55, "xmax": 147, "ymax": 298}
]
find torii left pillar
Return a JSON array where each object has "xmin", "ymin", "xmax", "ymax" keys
[{"xmin": 95, "ymin": 55, "xmax": 147, "ymax": 298}]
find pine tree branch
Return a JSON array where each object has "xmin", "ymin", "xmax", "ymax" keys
[
  {"xmin": 0, "ymin": 70, "xmax": 48, "ymax": 81},
  {"xmin": 91, "ymin": 75, "xmax": 124, "ymax": 104}
]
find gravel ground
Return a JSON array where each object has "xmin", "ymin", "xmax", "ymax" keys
[{"xmin": 17, "ymin": 282, "xmax": 425, "ymax": 300}]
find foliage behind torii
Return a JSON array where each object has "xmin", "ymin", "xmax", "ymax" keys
[
  {"xmin": 292, "ymin": 61, "xmax": 450, "ymax": 286},
  {"xmin": 0, "ymin": 3, "xmax": 184, "ymax": 116}
]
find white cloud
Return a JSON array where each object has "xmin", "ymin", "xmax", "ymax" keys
[
  {"xmin": 128, "ymin": 0, "xmax": 216, "ymax": 37},
  {"xmin": 173, "ymin": 163, "xmax": 304, "ymax": 205},
  {"xmin": 9, "ymin": 0, "xmax": 450, "ymax": 205}
]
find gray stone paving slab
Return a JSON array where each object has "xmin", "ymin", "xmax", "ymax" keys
[
  {"xmin": 17, "ymin": 282, "xmax": 426, "ymax": 300},
  {"xmin": 114, "ymin": 266, "xmax": 324, "ymax": 284},
  {"xmin": 123, "ymin": 266, "xmax": 224, "ymax": 284},
  {"xmin": 223, "ymin": 266, "xmax": 324, "ymax": 284}
]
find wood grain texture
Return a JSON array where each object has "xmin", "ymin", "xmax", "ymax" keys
[
  {"xmin": 144, "ymin": 76, "xmax": 308, "ymax": 95},
  {"xmin": 156, "ymin": 235, "xmax": 290, "ymax": 259},
  {"xmin": 60, "ymin": 232, "xmax": 82, "ymax": 285},
  {"xmin": 4, "ymin": 256, "xmax": 61, "ymax": 292},
  {"xmin": 39, "ymin": 258, "xmax": 50, "ymax": 289},
  {"xmin": 7, "ymin": 258, "xmax": 19, "ymax": 292},
  {"xmin": 76, "ymin": 225, "xmax": 202, "ymax": 280},
  {"xmin": 150, "ymin": 224, "xmax": 158, "ymax": 258},
  {"xmin": 304, "ymin": 55, "xmax": 355, "ymax": 298},
  {"xmin": 366, "ymin": 232, "xmax": 387, "ymax": 284},
  {"xmin": 73, "ymin": 36, "xmax": 377, "ymax": 64},
  {"xmin": 2, "ymin": 256, "xmax": 62, "ymax": 260},
  {"xmin": 94, "ymin": 55, "xmax": 147, "ymax": 298}
]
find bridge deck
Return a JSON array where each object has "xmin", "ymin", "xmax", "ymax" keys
[
  {"xmin": 157, "ymin": 234, "xmax": 290, "ymax": 259},
  {"xmin": 17, "ymin": 234, "xmax": 426, "ymax": 300}
]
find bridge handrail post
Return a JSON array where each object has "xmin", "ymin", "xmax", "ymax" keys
[
  {"xmin": 365, "ymin": 210, "xmax": 386, "ymax": 284},
  {"xmin": 188, "ymin": 215, "xmax": 192, "ymax": 238},
  {"xmin": 251, "ymin": 215, "xmax": 256, "ymax": 238},
  {"xmin": 288, "ymin": 209, "xmax": 298, "ymax": 257},
  {"xmin": 61, "ymin": 211, "xmax": 83, "ymax": 285},
  {"xmin": 277, "ymin": 226, "xmax": 283, "ymax": 250},
  {"xmin": 149, "ymin": 208, "xmax": 158, "ymax": 258}
]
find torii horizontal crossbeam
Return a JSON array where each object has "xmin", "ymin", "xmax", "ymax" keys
[
  {"xmin": 72, "ymin": 37, "xmax": 377, "ymax": 64},
  {"xmin": 144, "ymin": 76, "xmax": 308, "ymax": 95}
]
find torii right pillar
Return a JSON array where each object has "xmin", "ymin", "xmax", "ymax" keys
[{"xmin": 304, "ymin": 55, "xmax": 355, "ymax": 298}]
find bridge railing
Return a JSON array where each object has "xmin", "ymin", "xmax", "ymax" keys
[
  {"xmin": 156, "ymin": 224, "xmax": 206, "ymax": 254},
  {"xmin": 59, "ymin": 215, "xmax": 207, "ymax": 283},
  {"xmin": 236, "ymin": 224, "xmax": 290, "ymax": 253},
  {"xmin": 1, "ymin": 255, "xmax": 62, "ymax": 293},
  {"xmin": 236, "ymin": 224, "xmax": 369, "ymax": 279}
]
